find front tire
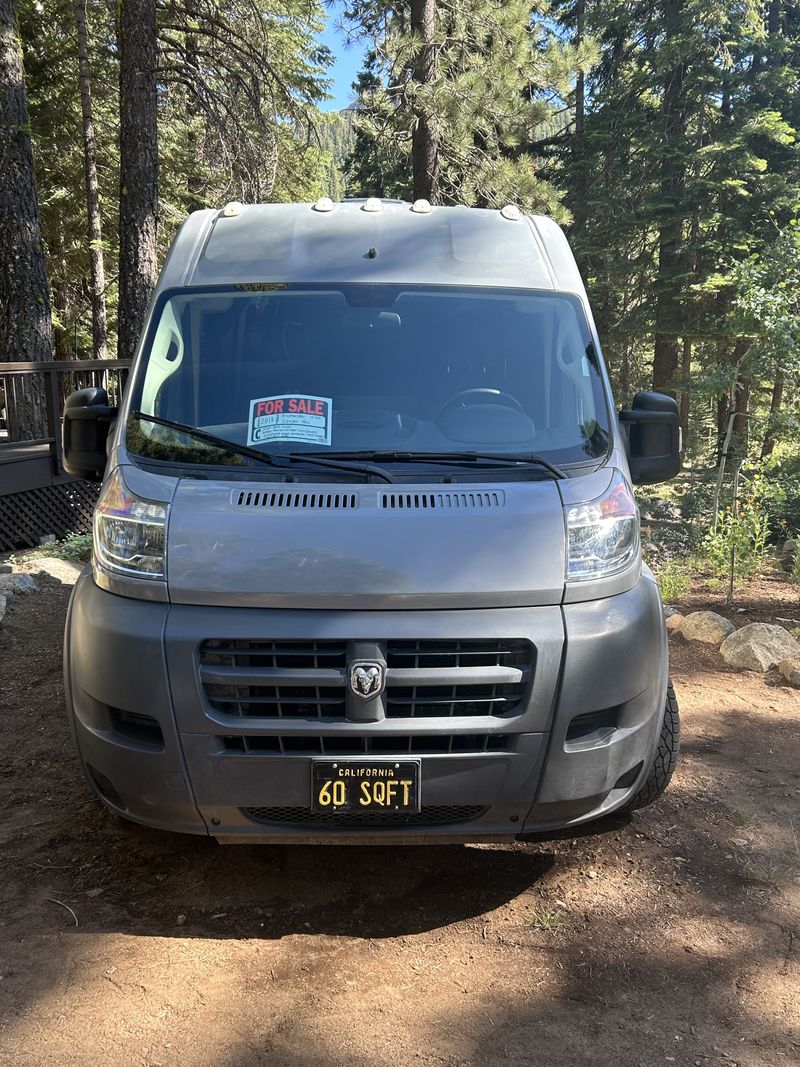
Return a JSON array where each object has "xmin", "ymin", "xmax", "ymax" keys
[{"xmin": 627, "ymin": 680, "xmax": 680, "ymax": 810}]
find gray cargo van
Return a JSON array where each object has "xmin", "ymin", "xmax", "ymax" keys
[{"xmin": 62, "ymin": 199, "xmax": 681, "ymax": 843}]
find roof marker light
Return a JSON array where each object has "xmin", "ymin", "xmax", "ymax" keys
[
  {"xmin": 411, "ymin": 199, "xmax": 432, "ymax": 214},
  {"xmin": 312, "ymin": 197, "xmax": 334, "ymax": 213},
  {"xmin": 221, "ymin": 201, "xmax": 243, "ymax": 217},
  {"xmin": 362, "ymin": 197, "xmax": 382, "ymax": 213},
  {"xmin": 500, "ymin": 204, "xmax": 522, "ymax": 221}
]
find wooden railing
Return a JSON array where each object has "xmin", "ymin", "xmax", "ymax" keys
[{"xmin": 0, "ymin": 359, "xmax": 131, "ymax": 496}]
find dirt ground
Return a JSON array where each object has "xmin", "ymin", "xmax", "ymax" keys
[{"xmin": 0, "ymin": 572, "xmax": 798, "ymax": 1067}]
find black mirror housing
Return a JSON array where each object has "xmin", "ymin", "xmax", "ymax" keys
[
  {"xmin": 619, "ymin": 391, "xmax": 681, "ymax": 484},
  {"xmin": 63, "ymin": 387, "xmax": 117, "ymax": 481}
]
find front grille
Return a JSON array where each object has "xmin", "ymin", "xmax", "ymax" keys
[
  {"xmin": 201, "ymin": 639, "xmax": 347, "ymax": 670},
  {"xmin": 386, "ymin": 639, "xmax": 529, "ymax": 670},
  {"xmin": 201, "ymin": 640, "xmax": 348, "ymax": 718},
  {"xmin": 219, "ymin": 734, "xmax": 513, "ymax": 755},
  {"xmin": 199, "ymin": 638, "xmax": 532, "ymax": 721},
  {"xmin": 243, "ymin": 804, "xmax": 487, "ymax": 827}
]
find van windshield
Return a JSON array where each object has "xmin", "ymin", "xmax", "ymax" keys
[{"xmin": 125, "ymin": 284, "xmax": 610, "ymax": 468}]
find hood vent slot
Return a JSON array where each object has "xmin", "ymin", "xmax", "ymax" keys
[
  {"xmin": 380, "ymin": 490, "xmax": 504, "ymax": 510},
  {"xmin": 233, "ymin": 490, "xmax": 359, "ymax": 510}
]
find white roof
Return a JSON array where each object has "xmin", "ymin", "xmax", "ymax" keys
[{"xmin": 156, "ymin": 200, "xmax": 587, "ymax": 296}]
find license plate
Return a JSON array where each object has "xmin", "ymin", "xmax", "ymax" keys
[{"xmin": 311, "ymin": 760, "xmax": 421, "ymax": 814}]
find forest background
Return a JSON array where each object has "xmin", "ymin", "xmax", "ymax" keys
[{"xmin": 2, "ymin": 0, "xmax": 800, "ymax": 589}]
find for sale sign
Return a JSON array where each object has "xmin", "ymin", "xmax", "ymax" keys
[{"xmin": 247, "ymin": 394, "xmax": 333, "ymax": 447}]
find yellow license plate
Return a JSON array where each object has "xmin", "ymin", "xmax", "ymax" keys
[{"xmin": 311, "ymin": 760, "xmax": 421, "ymax": 814}]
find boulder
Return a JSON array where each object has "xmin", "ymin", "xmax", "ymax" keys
[
  {"xmin": 719, "ymin": 623, "xmax": 800, "ymax": 672},
  {"xmin": 666, "ymin": 613, "xmax": 685, "ymax": 633},
  {"xmin": 0, "ymin": 573, "xmax": 38, "ymax": 597},
  {"xmin": 0, "ymin": 592, "xmax": 6, "ymax": 624},
  {"xmin": 780, "ymin": 538, "xmax": 797, "ymax": 573},
  {"xmin": 0, "ymin": 562, "xmax": 12, "ymax": 574},
  {"xmin": 29, "ymin": 557, "xmax": 83, "ymax": 586},
  {"xmin": 663, "ymin": 605, "xmax": 680, "ymax": 619},
  {"xmin": 778, "ymin": 656, "xmax": 800, "ymax": 688},
  {"xmin": 679, "ymin": 611, "xmax": 735, "ymax": 646}
]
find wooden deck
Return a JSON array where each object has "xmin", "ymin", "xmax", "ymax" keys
[{"xmin": 0, "ymin": 440, "xmax": 72, "ymax": 496}]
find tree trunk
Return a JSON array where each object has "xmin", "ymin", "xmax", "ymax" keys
[
  {"xmin": 118, "ymin": 0, "xmax": 158, "ymax": 362},
  {"xmin": 679, "ymin": 337, "xmax": 691, "ymax": 442},
  {"xmin": 652, "ymin": 0, "xmax": 687, "ymax": 395},
  {"xmin": 571, "ymin": 0, "xmax": 587, "ymax": 237},
  {"xmin": 716, "ymin": 390, "xmax": 729, "ymax": 466},
  {"xmin": 712, "ymin": 362, "xmax": 741, "ymax": 528},
  {"xmin": 0, "ymin": 0, "xmax": 53, "ymax": 440},
  {"xmin": 768, "ymin": 0, "xmax": 782, "ymax": 36},
  {"xmin": 731, "ymin": 376, "xmax": 750, "ymax": 460},
  {"xmin": 731, "ymin": 338, "xmax": 750, "ymax": 460},
  {"xmin": 410, "ymin": 0, "xmax": 438, "ymax": 203},
  {"xmin": 75, "ymin": 0, "xmax": 108, "ymax": 360},
  {"xmin": 760, "ymin": 370, "xmax": 784, "ymax": 458},
  {"xmin": 185, "ymin": 30, "xmax": 206, "ymax": 210}
]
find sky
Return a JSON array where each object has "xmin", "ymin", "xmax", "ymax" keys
[{"xmin": 318, "ymin": 1, "xmax": 366, "ymax": 111}]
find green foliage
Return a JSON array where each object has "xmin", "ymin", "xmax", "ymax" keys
[
  {"xmin": 652, "ymin": 558, "xmax": 692, "ymax": 604},
  {"xmin": 56, "ymin": 531, "xmax": 93, "ymax": 561},
  {"xmin": 344, "ymin": 0, "xmax": 589, "ymax": 216},
  {"xmin": 753, "ymin": 453, "xmax": 800, "ymax": 539},
  {"xmin": 8, "ymin": 0, "xmax": 800, "ymax": 506},
  {"xmin": 17, "ymin": 0, "xmax": 333, "ymax": 358},
  {"xmin": 702, "ymin": 484, "xmax": 771, "ymax": 581},
  {"xmin": 9, "ymin": 531, "xmax": 93, "ymax": 564}
]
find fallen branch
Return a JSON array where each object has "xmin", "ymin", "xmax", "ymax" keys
[{"xmin": 46, "ymin": 897, "xmax": 78, "ymax": 927}]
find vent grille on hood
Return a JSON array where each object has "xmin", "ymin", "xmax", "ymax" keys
[
  {"xmin": 233, "ymin": 490, "xmax": 359, "ymax": 510},
  {"xmin": 380, "ymin": 490, "xmax": 504, "ymax": 510}
]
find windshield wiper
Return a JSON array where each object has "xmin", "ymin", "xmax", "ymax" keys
[
  {"xmin": 297, "ymin": 449, "xmax": 567, "ymax": 479},
  {"xmin": 129, "ymin": 412, "xmax": 397, "ymax": 483}
]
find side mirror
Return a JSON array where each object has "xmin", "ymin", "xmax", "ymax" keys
[
  {"xmin": 619, "ymin": 391, "xmax": 681, "ymax": 484},
  {"xmin": 63, "ymin": 387, "xmax": 117, "ymax": 481}
]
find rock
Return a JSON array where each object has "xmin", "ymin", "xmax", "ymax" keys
[
  {"xmin": 29, "ymin": 557, "xmax": 83, "ymax": 586},
  {"xmin": 720, "ymin": 623, "xmax": 800, "ymax": 672},
  {"xmin": 666, "ymin": 613, "xmax": 685, "ymax": 633},
  {"xmin": 679, "ymin": 611, "xmax": 735, "ymax": 646},
  {"xmin": 778, "ymin": 656, "xmax": 800, "ymax": 688},
  {"xmin": 780, "ymin": 538, "xmax": 797, "ymax": 573},
  {"xmin": 0, "ymin": 573, "xmax": 38, "ymax": 597},
  {"xmin": 663, "ymin": 605, "xmax": 680, "ymax": 619},
  {"xmin": 0, "ymin": 563, "xmax": 12, "ymax": 574},
  {"xmin": 0, "ymin": 593, "xmax": 6, "ymax": 624}
]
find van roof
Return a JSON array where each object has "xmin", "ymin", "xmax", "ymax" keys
[{"xmin": 157, "ymin": 200, "xmax": 587, "ymax": 296}]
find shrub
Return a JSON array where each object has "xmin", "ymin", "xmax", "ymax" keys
[
  {"xmin": 653, "ymin": 557, "xmax": 692, "ymax": 603},
  {"xmin": 703, "ymin": 491, "xmax": 770, "ymax": 581}
]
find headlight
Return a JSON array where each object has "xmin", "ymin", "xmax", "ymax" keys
[
  {"xmin": 94, "ymin": 467, "xmax": 168, "ymax": 579},
  {"xmin": 565, "ymin": 470, "xmax": 639, "ymax": 581}
]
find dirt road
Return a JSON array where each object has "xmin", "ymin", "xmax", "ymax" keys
[{"xmin": 0, "ymin": 574, "xmax": 798, "ymax": 1066}]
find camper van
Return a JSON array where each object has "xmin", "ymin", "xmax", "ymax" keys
[{"xmin": 62, "ymin": 199, "xmax": 681, "ymax": 843}]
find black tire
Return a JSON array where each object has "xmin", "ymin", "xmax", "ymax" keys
[{"xmin": 626, "ymin": 680, "xmax": 680, "ymax": 810}]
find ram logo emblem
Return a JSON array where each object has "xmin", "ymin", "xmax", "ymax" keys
[{"xmin": 349, "ymin": 662, "xmax": 385, "ymax": 698}]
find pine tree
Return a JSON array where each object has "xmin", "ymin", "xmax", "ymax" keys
[
  {"xmin": 118, "ymin": 0, "xmax": 158, "ymax": 362},
  {"xmin": 344, "ymin": 0, "xmax": 584, "ymax": 217},
  {"xmin": 75, "ymin": 0, "xmax": 108, "ymax": 358},
  {"xmin": 0, "ymin": 0, "xmax": 54, "ymax": 438}
]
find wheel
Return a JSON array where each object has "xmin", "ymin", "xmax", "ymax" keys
[{"xmin": 626, "ymin": 680, "xmax": 680, "ymax": 810}]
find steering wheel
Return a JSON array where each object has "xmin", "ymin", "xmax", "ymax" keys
[{"xmin": 435, "ymin": 388, "xmax": 525, "ymax": 423}]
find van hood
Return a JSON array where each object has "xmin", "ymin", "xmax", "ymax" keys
[{"xmin": 164, "ymin": 475, "xmax": 589, "ymax": 610}]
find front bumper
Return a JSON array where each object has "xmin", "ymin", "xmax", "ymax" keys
[{"xmin": 64, "ymin": 575, "xmax": 668, "ymax": 842}]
